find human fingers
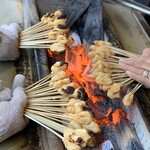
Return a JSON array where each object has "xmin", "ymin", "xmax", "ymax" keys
[
  {"xmin": 119, "ymin": 57, "xmax": 150, "ymax": 71},
  {"xmin": 142, "ymin": 48, "xmax": 150, "ymax": 57},
  {"xmin": 12, "ymin": 74, "xmax": 26, "ymax": 91},
  {"xmin": 119, "ymin": 62, "xmax": 143, "ymax": 76},
  {"xmin": 9, "ymin": 23, "xmax": 21, "ymax": 35},
  {"xmin": 126, "ymin": 71, "xmax": 150, "ymax": 88},
  {"xmin": 0, "ymin": 87, "xmax": 27, "ymax": 143},
  {"xmin": 11, "ymin": 87, "xmax": 27, "ymax": 107},
  {"xmin": 0, "ymin": 88, "xmax": 11, "ymax": 102},
  {"xmin": 0, "ymin": 24, "xmax": 9, "ymax": 30},
  {"xmin": 0, "ymin": 23, "xmax": 21, "ymax": 36},
  {"xmin": 0, "ymin": 26, "xmax": 20, "ymax": 61}
]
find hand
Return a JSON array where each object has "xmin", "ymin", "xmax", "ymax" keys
[
  {"xmin": 0, "ymin": 23, "xmax": 21, "ymax": 61},
  {"xmin": 119, "ymin": 48, "xmax": 150, "ymax": 88},
  {"xmin": 0, "ymin": 74, "xmax": 27, "ymax": 142}
]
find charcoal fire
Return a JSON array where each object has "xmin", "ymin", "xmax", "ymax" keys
[
  {"xmin": 18, "ymin": 3, "xmax": 148, "ymax": 149},
  {"xmin": 64, "ymin": 40, "xmax": 144, "ymax": 149}
]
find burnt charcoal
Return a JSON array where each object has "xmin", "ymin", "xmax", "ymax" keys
[
  {"xmin": 97, "ymin": 100, "xmax": 113, "ymax": 113},
  {"xmin": 102, "ymin": 122, "xmax": 145, "ymax": 150},
  {"xmin": 58, "ymin": 51, "xmax": 65, "ymax": 55},
  {"xmin": 93, "ymin": 87, "xmax": 105, "ymax": 96},
  {"xmin": 87, "ymin": 82, "xmax": 105, "ymax": 97},
  {"xmin": 50, "ymin": 13, "xmax": 54, "ymax": 18},
  {"xmin": 77, "ymin": 87, "xmax": 88, "ymax": 100},
  {"xmin": 62, "ymin": 86, "xmax": 75, "ymax": 94},
  {"xmin": 98, "ymin": 99, "xmax": 125, "ymax": 119},
  {"xmin": 135, "ymin": 88, "xmax": 150, "ymax": 124},
  {"xmin": 87, "ymin": 99, "xmax": 108, "ymax": 119},
  {"xmin": 82, "ymin": 105, "xmax": 90, "ymax": 111},
  {"xmin": 57, "ymin": 12, "xmax": 67, "ymax": 19},
  {"xmin": 100, "ymin": 140, "xmax": 115, "ymax": 150},
  {"xmin": 83, "ymin": 0, "xmax": 104, "ymax": 51},
  {"xmin": 59, "ymin": 0, "xmax": 91, "ymax": 29},
  {"xmin": 60, "ymin": 61, "xmax": 68, "ymax": 67},
  {"xmin": 45, "ymin": 12, "xmax": 51, "ymax": 17},
  {"xmin": 126, "ymin": 138, "xmax": 144, "ymax": 150},
  {"xmin": 76, "ymin": 137, "xmax": 83, "ymax": 144}
]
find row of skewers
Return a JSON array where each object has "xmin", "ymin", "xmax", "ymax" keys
[
  {"xmin": 88, "ymin": 40, "xmax": 142, "ymax": 106},
  {"xmin": 19, "ymin": 10, "xmax": 73, "ymax": 52},
  {"xmin": 25, "ymin": 62, "xmax": 101, "ymax": 150}
]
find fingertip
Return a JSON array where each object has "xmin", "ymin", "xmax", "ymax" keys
[
  {"xmin": 12, "ymin": 87, "xmax": 27, "ymax": 105},
  {"xmin": 0, "ymin": 88, "xmax": 12, "ymax": 102},
  {"xmin": 142, "ymin": 48, "xmax": 150, "ymax": 57},
  {"xmin": 10, "ymin": 23, "xmax": 21, "ymax": 34},
  {"xmin": 12, "ymin": 74, "xmax": 26, "ymax": 91}
]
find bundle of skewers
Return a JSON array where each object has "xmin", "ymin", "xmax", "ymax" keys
[
  {"xmin": 88, "ymin": 40, "xmax": 142, "ymax": 106},
  {"xmin": 25, "ymin": 61, "xmax": 101, "ymax": 150},
  {"xmin": 19, "ymin": 10, "xmax": 73, "ymax": 52}
]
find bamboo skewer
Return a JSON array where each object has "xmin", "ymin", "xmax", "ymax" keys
[
  {"xmin": 25, "ymin": 74, "xmax": 53, "ymax": 90},
  {"xmin": 20, "ymin": 40, "xmax": 57, "ymax": 45},
  {"xmin": 27, "ymin": 92, "xmax": 61, "ymax": 98},
  {"xmin": 130, "ymin": 83, "xmax": 142, "ymax": 95},
  {"xmin": 26, "ymin": 88, "xmax": 59, "ymax": 95},
  {"xmin": 27, "ymin": 96, "xmax": 65, "ymax": 101},
  {"xmin": 21, "ymin": 35, "xmax": 49, "ymax": 41},
  {"xmin": 20, "ymin": 31, "xmax": 49, "ymax": 40},
  {"xmin": 26, "ymin": 106, "xmax": 66, "ymax": 113},
  {"xmin": 26, "ymin": 83, "xmax": 53, "ymax": 92},
  {"xmin": 25, "ymin": 112, "xmax": 66, "ymax": 133},
  {"xmin": 19, "ymin": 10, "xmax": 72, "ymax": 50},
  {"xmin": 24, "ymin": 113, "xmax": 64, "ymax": 140},
  {"xmin": 108, "ymin": 46, "xmax": 139, "ymax": 57},
  {"xmin": 26, "ymin": 113, "xmax": 70, "ymax": 127},
  {"xmin": 27, "ymin": 103, "xmax": 68, "ymax": 106},
  {"xmin": 122, "ymin": 83, "xmax": 142, "ymax": 106},
  {"xmin": 21, "ymin": 22, "xmax": 46, "ymax": 34},
  {"xmin": 21, "ymin": 24, "xmax": 50, "ymax": 36},
  {"xmin": 19, "ymin": 45, "xmax": 52, "ymax": 49}
]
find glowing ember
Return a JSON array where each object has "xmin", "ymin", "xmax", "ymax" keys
[
  {"xmin": 47, "ymin": 49, "xmax": 65, "ymax": 61},
  {"xmin": 112, "ymin": 108, "xmax": 126, "ymax": 125}
]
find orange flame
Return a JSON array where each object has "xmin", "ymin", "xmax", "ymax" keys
[{"xmin": 65, "ymin": 45, "xmax": 104, "ymax": 103}]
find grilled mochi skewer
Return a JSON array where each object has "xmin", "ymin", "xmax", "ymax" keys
[
  {"xmin": 88, "ymin": 40, "xmax": 141, "ymax": 106},
  {"xmin": 19, "ymin": 9, "xmax": 73, "ymax": 52},
  {"xmin": 25, "ymin": 61, "xmax": 101, "ymax": 150}
]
